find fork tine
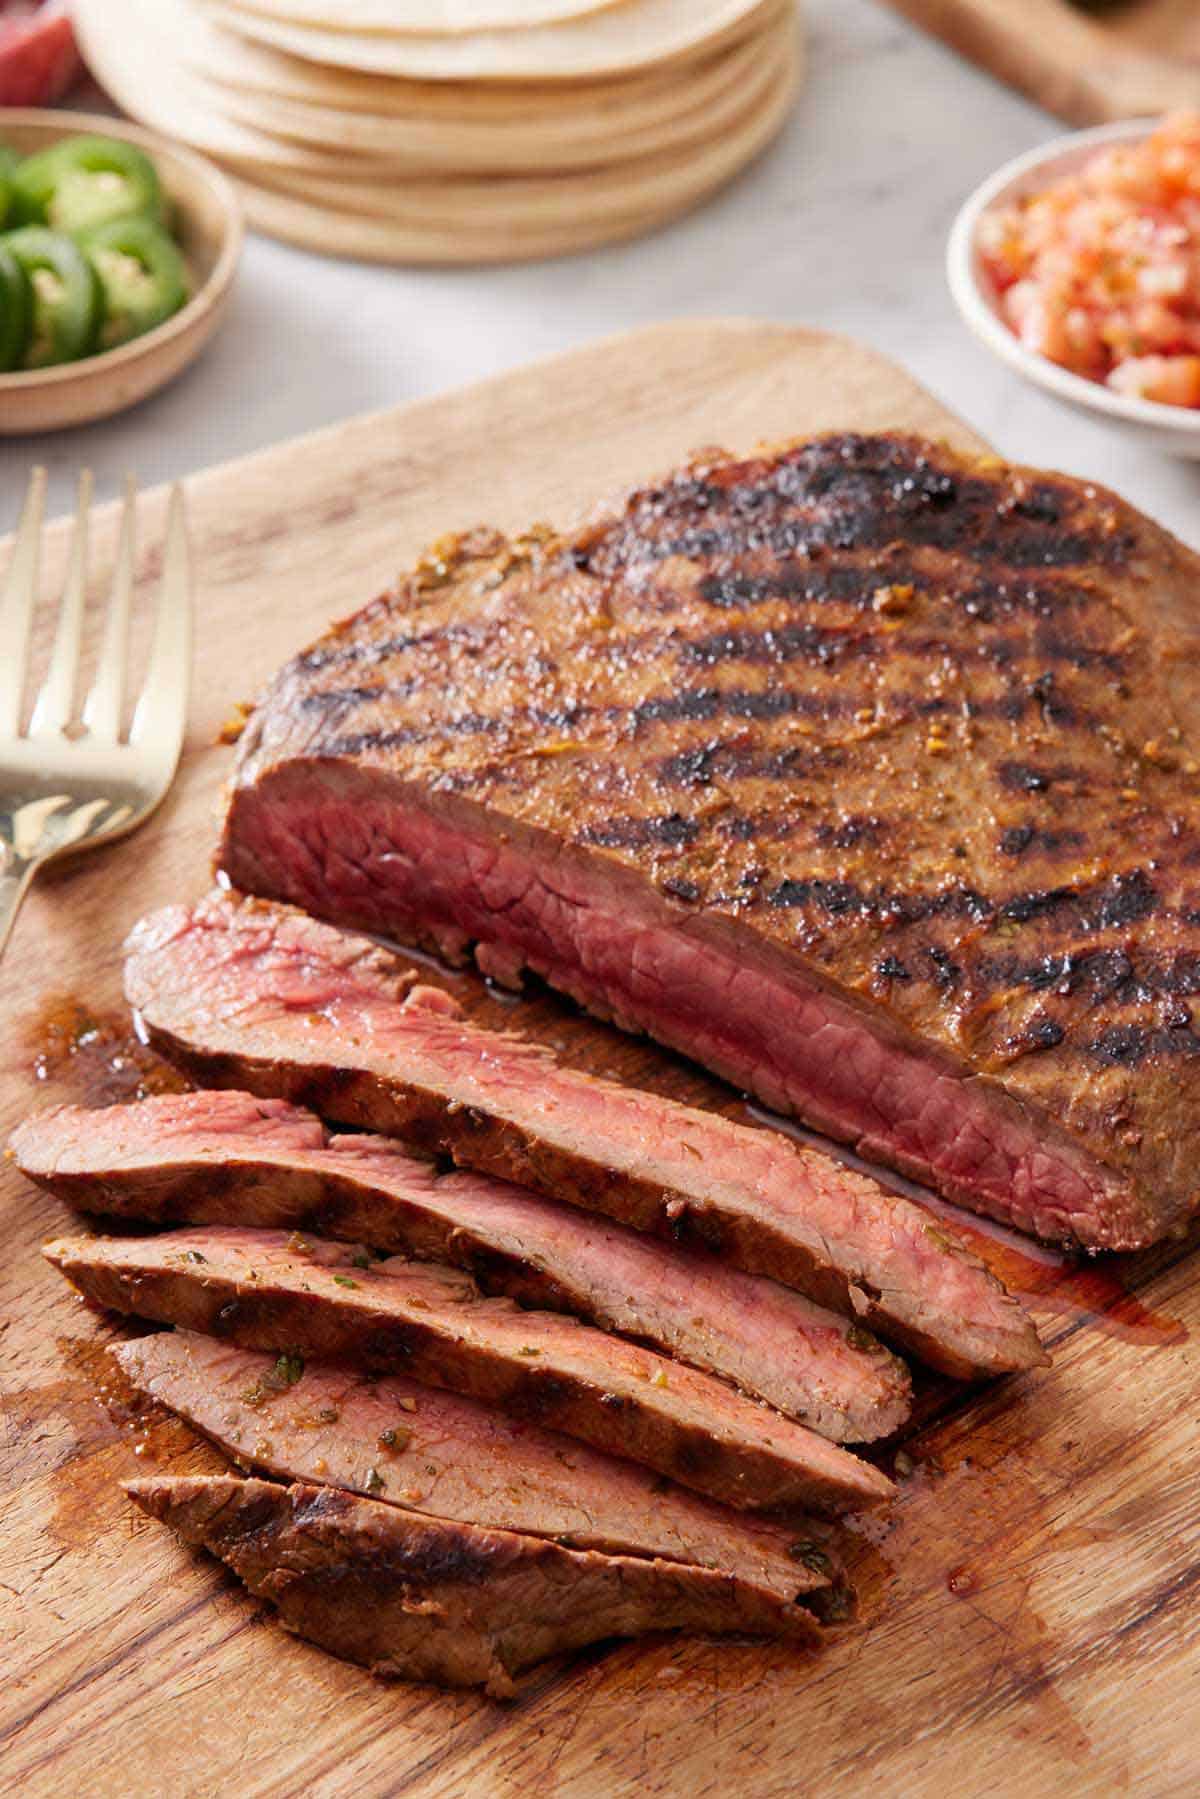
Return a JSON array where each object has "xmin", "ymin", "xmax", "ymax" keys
[
  {"xmin": 82, "ymin": 473, "xmax": 137, "ymax": 743},
  {"xmin": 29, "ymin": 470, "xmax": 93, "ymax": 740},
  {"xmin": 0, "ymin": 466, "xmax": 48, "ymax": 737},
  {"xmin": 130, "ymin": 483, "xmax": 192, "ymax": 771}
]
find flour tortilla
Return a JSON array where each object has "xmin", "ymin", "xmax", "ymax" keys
[
  {"xmin": 75, "ymin": 0, "xmax": 797, "ymax": 258},
  {"xmin": 72, "ymin": 0, "xmax": 395, "ymax": 171},
  {"xmin": 200, "ymin": 0, "xmax": 775, "ymax": 81},
  {"xmin": 227, "ymin": 39, "xmax": 793, "ymax": 221},
  {"xmin": 236, "ymin": 177, "xmax": 684, "ymax": 261},
  {"xmin": 228, "ymin": 0, "xmax": 630, "ymax": 32},
  {"xmin": 232, "ymin": 44, "xmax": 796, "ymax": 257},
  {"xmin": 188, "ymin": 0, "xmax": 780, "ymax": 110},
  {"xmin": 210, "ymin": 21, "xmax": 785, "ymax": 171}
]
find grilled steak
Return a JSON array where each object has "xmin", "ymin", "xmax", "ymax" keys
[
  {"xmin": 123, "ymin": 893, "xmax": 1043, "ymax": 1379},
  {"xmin": 45, "ymin": 1227, "xmax": 893, "ymax": 1513},
  {"xmin": 218, "ymin": 434, "xmax": 1200, "ymax": 1250},
  {"xmin": 115, "ymin": 1332, "xmax": 850, "ymax": 1619},
  {"xmin": 20, "ymin": 1092, "xmax": 910, "ymax": 1442},
  {"xmin": 125, "ymin": 1476, "xmax": 822, "ymax": 1695}
]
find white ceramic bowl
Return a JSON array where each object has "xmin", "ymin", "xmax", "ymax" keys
[{"xmin": 947, "ymin": 119, "xmax": 1200, "ymax": 460}]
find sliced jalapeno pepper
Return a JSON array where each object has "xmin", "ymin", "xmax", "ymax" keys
[
  {"xmin": 0, "ymin": 242, "xmax": 31, "ymax": 372},
  {"xmin": 3, "ymin": 227, "xmax": 101, "ymax": 368},
  {"xmin": 82, "ymin": 215, "xmax": 189, "ymax": 349},
  {"xmin": 11, "ymin": 134, "xmax": 164, "ymax": 235},
  {"xmin": 0, "ymin": 145, "xmax": 19, "ymax": 230}
]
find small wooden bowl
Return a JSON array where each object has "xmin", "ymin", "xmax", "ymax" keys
[{"xmin": 0, "ymin": 109, "xmax": 243, "ymax": 434}]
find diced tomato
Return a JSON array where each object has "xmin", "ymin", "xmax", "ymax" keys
[
  {"xmin": 1108, "ymin": 355, "xmax": 1200, "ymax": 408},
  {"xmin": 0, "ymin": 2, "xmax": 80, "ymax": 108},
  {"xmin": 979, "ymin": 113, "xmax": 1200, "ymax": 408}
]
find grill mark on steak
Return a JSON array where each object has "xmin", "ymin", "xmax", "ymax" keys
[
  {"xmin": 633, "ymin": 683, "xmax": 1091, "ymax": 737},
  {"xmin": 679, "ymin": 624, "xmax": 1120, "ymax": 677},
  {"xmin": 655, "ymin": 741, "xmax": 847, "ymax": 788},
  {"xmin": 114, "ymin": 1333, "xmax": 849, "ymax": 1617},
  {"xmin": 47, "ymin": 1226, "xmax": 894, "ymax": 1515},
  {"xmin": 125, "ymin": 1476, "xmax": 826, "ymax": 1696},
  {"xmin": 696, "ymin": 563, "xmax": 1107, "ymax": 625},
  {"xmin": 998, "ymin": 826, "xmax": 1088, "ymax": 859},
  {"xmin": 16, "ymin": 1091, "xmax": 911, "ymax": 1442},
  {"xmin": 121, "ymin": 894, "xmax": 1043, "ymax": 1380},
  {"xmin": 219, "ymin": 432, "xmax": 1200, "ymax": 1249},
  {"xmin": 765, "ymin": 879, "xmax": 994, "ymax": 923},
  {"xmin": 302, "ymin": 631, "xmax": 1128, "ymax": 764},
  {"xmin": 592, "ymin": 439, "xmax": 1130, "ymax": 571},
  {"xmin": 977, "ymin": 947, "xmax": 1200, "ymax": 1004},
  {"xmin": 681, "ymin": 624, "xmax": 879, "ymax": 669},
  {"xmin": 696, "ymin": 564, "xmax": 895, "ymax": 610},
  {"xmin": 651, "ymin": 513, "xmax": 1109, "ymax": 569},
  {"xmin": 579, "ymin": 813, "xmax": 703, "ymax": 851}
]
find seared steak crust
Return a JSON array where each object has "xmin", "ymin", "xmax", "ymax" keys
[
  {"xmin": 125, "ymin": 1477, "xmax": 822, "ymax": 1695},
  {"xmin": 220, "ymin": 434, "xmax": 1200, "ymax": 1249}
]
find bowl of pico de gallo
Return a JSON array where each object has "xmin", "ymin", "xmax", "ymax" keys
[{"xmin": 948, "ymin": 113, "xmax": 1200, "ymax": 458}]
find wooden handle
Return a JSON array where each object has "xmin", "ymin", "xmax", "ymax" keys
[{"xmin": 886, "ymin": 0, "xmax": 1200, "ymax": 125}]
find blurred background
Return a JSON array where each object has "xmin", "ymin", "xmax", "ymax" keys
[{"xmin": 2, "ymin": 0, "xmax": 1198, "ymax": 540}]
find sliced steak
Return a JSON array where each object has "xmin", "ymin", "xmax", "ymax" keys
[
  {"xmin": 125, "ymin": 1476, "xmax": 822, "ymax": 1695},
  {"xmin": 218, "ymin": 435, "xmax": 1200, "ymax": 1251},
  {"xmin": 115, "ymin": 1331, "xmax": 850, "ymax": 1618},
  {"xmin": 20, "ymin": 1092, "xmax": 910, "ymax": 1442},
  {"xmin": 124, "ymin": 892, "xmax": 1044, "ymax": 1380},
  {"xmin": 46, "ymin": 1227, "xmax": 893, "ymax": 1514}
]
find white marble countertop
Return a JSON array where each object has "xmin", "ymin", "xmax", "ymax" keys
[{"xmin": 2, "ymin": 0, "xmax": 1198, "ymax": 544}]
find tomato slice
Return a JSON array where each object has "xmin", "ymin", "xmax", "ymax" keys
[{"xmin": 0, "ymin": 4, "xmax": 80, "ymax": 109}]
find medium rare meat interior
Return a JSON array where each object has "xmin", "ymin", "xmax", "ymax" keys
[
  {"xmin": 15, "ymin": 1090, "xmax": 914, "ymax": 1443},
  {"xmin": 218, "ymin": 433, "xmax": 1200, "ymax": 1251},
  {"xmin": 46, "ymin": 1225, "xmax": 895, "ymax": 1513},
  {"xmin": 121, "ymin": 891, "xmax": 1044, "ymax": 1379},
  {"xmin": 115, "ymin": 1331, "xmax": 850, "ymax": 1620}
]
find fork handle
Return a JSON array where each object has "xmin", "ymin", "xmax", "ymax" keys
[{"xmin": 0, "ymin": 852, "xmax": 38, "ymax": 961}]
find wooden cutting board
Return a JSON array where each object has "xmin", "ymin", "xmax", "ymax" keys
[
  {"xmin": 882, "ymin": 0, "xmax": 1200, "ymax": 124},
  {"xmin": 2, "ymin": 321, "xmax": 1197, "ymax": 1798}
]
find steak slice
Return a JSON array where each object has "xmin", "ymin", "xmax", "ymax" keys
[
  {"xmin": 19, "ymin": 1092, "xmax": 910, "ymax": 1442},
  {"xmin": 125, "ymin": 1477, "xmax": 822, "ymax": 1695},
  {"xmin": 124, "ymin": 892, "xmax": 1044, "ymax": 1381},
  {"xmin": 45, "ymin": 1227, "xmax": 893, "ymax": 1514},
  {"xmin": 115, "ymin": 1331, "xmax": 850, "ymax": 1619},
  {"xmin": 218, "ymin": 434, "xmax": 1200, "ymax": 1251}
]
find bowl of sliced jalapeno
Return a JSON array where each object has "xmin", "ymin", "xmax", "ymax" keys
[{"xmin": 0, "ymin": 110, "xmax": 242, "ymax": 432}]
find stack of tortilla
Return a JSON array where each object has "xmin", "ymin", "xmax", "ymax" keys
[{"xmin": 71, "ymin": 0, "xmax": 801, "ymax": 263}]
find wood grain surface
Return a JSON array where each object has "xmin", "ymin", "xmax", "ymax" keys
[
  {"xmin": 2, "ymin": 321, "xmax": 1197, "ymax": 1797},
  {"xmin": 881, "ymin": 0, "xmax": 1200, "ymax": 125}
]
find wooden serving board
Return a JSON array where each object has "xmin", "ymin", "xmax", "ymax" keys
[
  {"xmin": 2, "ymin": 321, "xmax": 1198, "ymax": 1798},
  {"xmin": 882, "ymin": 0, "xmax": 1200, "ymax": 125}
]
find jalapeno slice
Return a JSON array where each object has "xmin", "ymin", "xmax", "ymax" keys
[
  {"xmin": 0, "ymin": 145, "xmax": 19, "ymax": 230},
  {"xmin": 82, "ymin": 216, "xmax": 189, "ymax": 349},
  {"xmin": 0, "ymin": 242, "xmax": 31, "ymax": 372},
  {"xmin": 3, "ymin": 227, "xmax": 101, "ymax": 368},
  {"xmin": 11, "ymin": 135, "xmax": 164, "ymax": 235}
]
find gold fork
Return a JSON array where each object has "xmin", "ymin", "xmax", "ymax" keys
[{"xmin": 0, "ymin": 468, "xmax": 192, "ymax": 960}]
